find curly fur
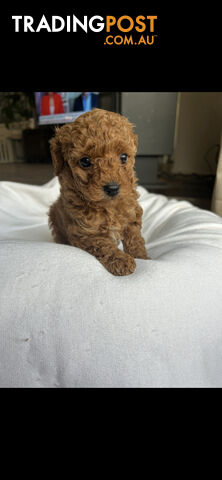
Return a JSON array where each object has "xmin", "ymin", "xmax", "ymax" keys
[{"xmin": 48, "ymin": 108, "xmax": 149, "ymax": 275}]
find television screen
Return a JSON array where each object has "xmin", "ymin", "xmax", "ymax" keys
[{"xmin": 34, "ymin": 92, "xmax": 99, "ymax": 125}]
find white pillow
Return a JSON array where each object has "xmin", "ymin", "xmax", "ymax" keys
[{"xmin": 1, "ymin": 178, "xmax": 222, "ymax": 387}]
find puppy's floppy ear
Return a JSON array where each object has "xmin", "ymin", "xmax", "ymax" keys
[
  {"xmin": 133, "ymin": 133, "xmax": 138, "ymax": 151},
  {"xmin": 50, "ymin": 130, "xmax": 64, "ymax": 176},
  {"xmin": 133, "ymin": 132, "xmax": 138, "ymax": 154},
  {"xmin": 128, "ymin": 120, "xmax": 138, "ymax": 152}
]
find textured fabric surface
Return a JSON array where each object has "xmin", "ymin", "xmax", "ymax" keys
[{"xmin": 1, "ymin": 177, "xmax": 222, "ymax": 388}]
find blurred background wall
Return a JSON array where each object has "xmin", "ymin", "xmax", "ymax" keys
[{"xmin": 172, "ymin": 92, "xmax": 222, "ymax": 175}]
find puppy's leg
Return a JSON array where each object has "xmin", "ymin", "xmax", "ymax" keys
[
  {"xmin": 122, "ymin": 224, "xmax": 149, "ymax": 259},
  {"xmin": 49, "ymin": 204, "xmax": 68, "ymax": 245},
  {"xmin": 67, "ymin": 230, "xmax": 136, "ymax": 276}
]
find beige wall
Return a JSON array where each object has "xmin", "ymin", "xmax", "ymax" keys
[{"xmin": 173, "ymin": 92, "xmax": 222, "ymax": 175}]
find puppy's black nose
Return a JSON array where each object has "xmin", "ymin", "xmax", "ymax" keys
[{"xmin": 103, "ymin": 182, "xmax": 120, "ymax": 197}]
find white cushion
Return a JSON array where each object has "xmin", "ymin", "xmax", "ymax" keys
[{"xmin": 1, "ymin": 177, "xmax": 222, "ymax": 387}]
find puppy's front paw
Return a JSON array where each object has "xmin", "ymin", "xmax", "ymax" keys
[
  {"xmin": 106, "ymin": 252, "xmax": 136, "ymax": 276},
  {"xmin": 134, "ymin": 251, "xmax": 150, "ymax": 260}
]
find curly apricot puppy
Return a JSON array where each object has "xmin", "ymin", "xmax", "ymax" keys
[{"xmin": 49, "ymin": 108, "xmax": 149, "ymax": 276}]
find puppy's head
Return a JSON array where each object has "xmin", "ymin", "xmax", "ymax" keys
[{"xmin": 50, "ymin": 108, "xmax": 138, "ymax": 203}]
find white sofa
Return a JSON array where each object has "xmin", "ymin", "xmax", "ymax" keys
[{"xmin": 1, "ymin": 177, "xmax": 222, "ymax": 388}]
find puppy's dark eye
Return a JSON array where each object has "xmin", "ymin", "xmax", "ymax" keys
[
  {"xmin": 79, "ymin": 157, "xmax": 91, "ymax": 168},
  {"xmin": 120, "ymin": 153, "xmax": 128, "ymax": 164}
]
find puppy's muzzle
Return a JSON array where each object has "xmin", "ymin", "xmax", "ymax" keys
[{"xmin": 103, "ymin": 182, "xmax": 120, "ymax": 197}]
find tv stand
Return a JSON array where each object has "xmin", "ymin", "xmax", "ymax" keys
[{"xmin": 22, "ymin": 126, "xmax": 54, "ymax": 163}]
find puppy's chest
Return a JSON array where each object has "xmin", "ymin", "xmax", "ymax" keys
[
  {"xmin": 103, "ymin": 210, "xmax": 130, "ymax": 244},
  {"xmin": 108, "ymin": 227, "xmax": 123, "ymax": 244},
  {"xmin": 73, "ymin": 204, "xmax": 134, "ymax": 242}
]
